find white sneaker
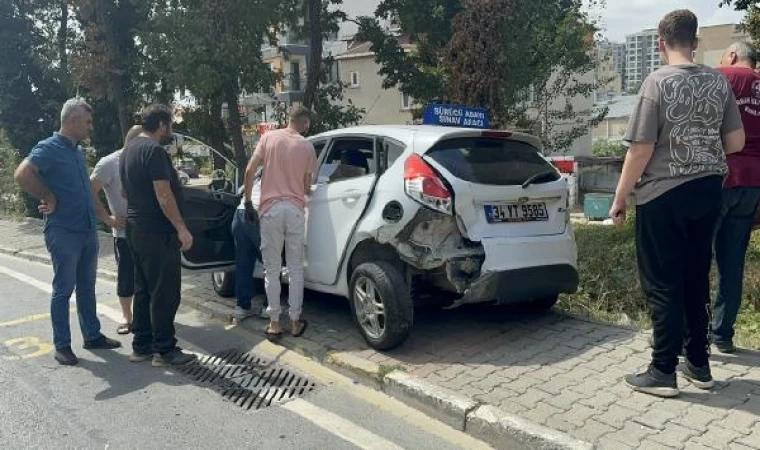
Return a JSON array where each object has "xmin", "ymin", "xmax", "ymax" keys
[{"xmin": 232, "ymin": 306, "xmax": 255, "ymax": 320}]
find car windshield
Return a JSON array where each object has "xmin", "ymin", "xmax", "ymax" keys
[{"xmin": 426, "ymin": 137, "xmax": 560, "ymax": 186}]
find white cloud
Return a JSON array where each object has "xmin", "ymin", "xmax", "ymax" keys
[{"xmin": 591, "ymin": 0, "xmax": 745, "ymax": 41}]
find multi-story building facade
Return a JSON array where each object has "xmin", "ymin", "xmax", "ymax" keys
[
  {"xmin": 596, "ymin": 40, "xmax": 626, "ymax": 99},
  {"xmin": 625, "ymin": 29, "xmax": 661, "ymax": 93}
]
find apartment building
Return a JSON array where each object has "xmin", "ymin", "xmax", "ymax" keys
[
  {"xmin": 596, "ymin": 40, "xmax": 627, "ymax": 99},
  {"xmin": 335, "ymin": 41, "xmax": 415, "ymax": 125},
  {"xmin": 625, "ymin": 29, "xmax": 661, "ymax": 93}
]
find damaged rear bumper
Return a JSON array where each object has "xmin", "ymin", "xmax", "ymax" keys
[
  {"xmin": 451, "ymin": 233, "xmax": 579, "ymax": 307},
  {"xmin": 455, "ymin": 264, "xmax": 579, "ymax": 307}
]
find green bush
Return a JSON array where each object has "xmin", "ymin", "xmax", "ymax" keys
[
  {"xmin": 560, "ymin": 219, "xmax": 760, "ymax": 349},
  {"xmin": 0, "ymin": 131, "xmax": 25, "ymax": 217},
  {"xmin": 592, "ymin": 139, "xmax": 627, "ymax": 158}
]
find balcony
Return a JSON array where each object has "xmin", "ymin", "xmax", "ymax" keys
[{"xmin": 275, "ymin": 73, "xmax": 308, "ymax": 103}]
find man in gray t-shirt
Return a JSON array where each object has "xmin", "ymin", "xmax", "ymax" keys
[
  {"xmin": 610, "ymin": 9, "xmax": 745, "ymax": 398},
  {"xmin": 91, "ymin": 125, "xmax": 142, "ymax": 334}
]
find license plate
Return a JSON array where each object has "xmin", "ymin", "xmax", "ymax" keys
[{"xmin": 485, "ymin": 203, "xmax": 549, "ymax": 223}]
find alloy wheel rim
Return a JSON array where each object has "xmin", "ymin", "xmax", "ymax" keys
[{"xmin": 353, "ymin": 276, "xmax": 386, "ymax": 340}]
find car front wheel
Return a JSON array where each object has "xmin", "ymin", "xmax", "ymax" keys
[
  {"xmin": 349, "ymin": 261, "xmax": 413, "ymax": 350},
  {"xmin": 212, "ymin": 271, "xmax": 235, "ymax": 298}
]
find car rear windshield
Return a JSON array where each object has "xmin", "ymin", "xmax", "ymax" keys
[{"xmin": 426, "ymin": 137, "xmax": 560, "ymax": 186}]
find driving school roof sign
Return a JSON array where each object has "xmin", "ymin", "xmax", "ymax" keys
[{"xmin": 422, "ymin": 104, "xmax": 491, "ymax": 129}]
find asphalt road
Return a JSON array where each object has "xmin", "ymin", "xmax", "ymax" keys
[{"xmin": 0, "ymin": 253, "xmax": 497, "ymax": 450}]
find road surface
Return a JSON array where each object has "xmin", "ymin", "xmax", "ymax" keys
[{"xmin": 0, "ymin": 253, "xmax": 500, "ymax": 450}]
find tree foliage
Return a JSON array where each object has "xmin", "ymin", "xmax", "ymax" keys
[
  {"xmin": 358, "ymin": 0, "xmax": 607, "ymax": 153},
  {"xmin": 719, "ymin": 0, "xmax": 758, "ymax": 10},
  {"xmin": 0, "ymin": 0, "xmax": 68, "ymax": 155}
]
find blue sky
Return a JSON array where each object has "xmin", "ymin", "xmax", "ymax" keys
[{"xmin": 592, "ymin": 0, "xmax": 745, "ymax": 41}]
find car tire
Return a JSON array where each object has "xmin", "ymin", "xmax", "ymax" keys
[
  {"xmin": 525, "ymin": 294, "xmax": 559, "ymax": 312},
  {"xmin": 349, "ymin": 261, "xmax": 413, "ymax": 350},
  {"xmin": 212, "ymin": 271, "xmax": 235, "ymax": 298}
]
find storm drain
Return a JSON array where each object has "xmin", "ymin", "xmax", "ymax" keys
[{"xmin": 174, "ymin": 349, "xmax": 317, "ymax": 410}]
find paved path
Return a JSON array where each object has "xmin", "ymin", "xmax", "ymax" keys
[{"xmin": 2, "ymin": 218, "xmax": 759, "ymax": 450}]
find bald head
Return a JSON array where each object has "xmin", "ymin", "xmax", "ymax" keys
[{"xmin": 721, "ymin": 41, "xmax": 757, "ymax": 69}]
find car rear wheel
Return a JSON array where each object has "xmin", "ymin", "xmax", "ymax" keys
[
  {"xmin": 349, "ymin": 262, "xmax": 413, "ymax": 350},
  {"xmin": 212, "ymin": 271, "xmax": 235, "ymax": 298},
  {"xmin": 524, "ymin": 294, "xmax": 559, "ymax": 312}
]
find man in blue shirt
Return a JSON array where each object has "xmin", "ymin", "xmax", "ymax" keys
[{"xmin": 14, "ymin": 98, "xmax": 121, "ymax": 366}]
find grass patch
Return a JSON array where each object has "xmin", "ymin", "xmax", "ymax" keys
[
  {"xmin": 378, "ymin": 364, "xmax": 406, "ymax": 379},
  {"xmin": 560, "ymin": 220, "xmax": 760, "ymax": 350}
]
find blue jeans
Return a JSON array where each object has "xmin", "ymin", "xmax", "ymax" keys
[
  {"xmin": 713, "ymin": 187, "xmax": 760, "ymax": 345},
  {"xmin": 44, "ymin": 228, "xmax": 103, "ymax": 350},
  {"xmin": 232, "ymin": 209, "xmax": 262, "ymax": 310}
]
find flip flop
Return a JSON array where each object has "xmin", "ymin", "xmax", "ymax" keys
[
  {"xmin": 117, "ymin": 323, "xmax": 132, "ymax": 335},
  {"xmin": 265, "ymin": 325, "xmax": 283, "ymax": 341},
  {"xmin": 291, "ymin": 320, "xmax": 308, "ymax": 337}
]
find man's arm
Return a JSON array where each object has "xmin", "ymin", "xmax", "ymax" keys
[
  {"xmin": 609, "ymin": 142, "xmax": 656, "ymax": 225},
  {"xmin": 153, "ymin": 180, "xmax": 193, "ymax": 251},
  {"xmin": 244, "ymin": 152, "xmax": 263, "ymax": 204},
  {"xmin": 90, "ymin": 176, "xmax": 124, "ymax": 230},
  {"xmin": 723, "ymin": 128, "xmax": 746, "ymax": 155},
  {"xmin": 14, "ymin": 160, "xmax": 57, "ymax": 213}
]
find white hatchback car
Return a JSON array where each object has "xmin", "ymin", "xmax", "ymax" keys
[{"xmin": 180, "ymin": 125, "xmax": 578, "ymax": 349}]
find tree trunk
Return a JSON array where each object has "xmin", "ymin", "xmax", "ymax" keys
[
  {"xmin": 209, "ymin": 100, "xmax": 228, "ymax": 172},
  {"xmin": 58, "ymin": 0, "xmax": 70, "ymax": 92},
  {"xmin": 303, "ymin": 0, "xmax": 322, "ymax": 110},
  {"xmin": 224, "ymin": 82, "xmax": 248, "ymax": 182},
  {"xmin": 95, "ymin": 0, "xmax": 131, "ymax": 138}
]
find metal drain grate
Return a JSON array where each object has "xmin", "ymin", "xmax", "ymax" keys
[{"xmin": 175, "ymin": 349, "xmax": 317, "ymax": 410}]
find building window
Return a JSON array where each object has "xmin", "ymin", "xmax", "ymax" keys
[
  {"xmin": 349, "ymin": 71, "xmax": 360, "ymax": 88},
  {"xmin": 401, "ymin": 93, "xmax": 413, "ymax": 110}
]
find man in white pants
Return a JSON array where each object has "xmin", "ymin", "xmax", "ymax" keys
[{"xmin": 243, "ymin": 106, "xmax": 317, "ymax": 339}]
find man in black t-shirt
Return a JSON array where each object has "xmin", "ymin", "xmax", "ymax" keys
[{"xmin": 120, "ymin": 104, "xmax": 196, "ymax": 367}]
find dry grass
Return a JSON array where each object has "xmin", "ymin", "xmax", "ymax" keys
[{"xmin": 559, "ymin": 220, "xmax": 760, "ymax": 350}]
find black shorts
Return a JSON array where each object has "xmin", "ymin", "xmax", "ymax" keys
[{"xmin": 114, "ymin": 237, "xmax": 135, "ymax": 298}]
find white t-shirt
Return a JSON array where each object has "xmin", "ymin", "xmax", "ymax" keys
[{"xmin": 92, "ymin": 150, "xmax": 127, "ymax": 238}]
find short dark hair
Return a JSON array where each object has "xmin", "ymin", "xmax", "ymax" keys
[
  {"xmin": 140, "ymin": 104, "xmax": 173, "ymax": 133},
  {"xmin": 658, "ymin": 10, "xmax": 698, "ymax": 49},
  {"xmin": 289, "ymin": 105, "xmax": 312, "ymax": 123}
]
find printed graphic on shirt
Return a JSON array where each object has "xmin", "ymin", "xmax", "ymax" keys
[
  {"xmin": 659, "ymin": 72, "xmax": 729, "ymax": 177},
  {"xmin": 739, "ymin": 80, "xmax": 760, "ymax": 117}
]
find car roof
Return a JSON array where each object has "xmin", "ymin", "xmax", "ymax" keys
[{"xmin": 312, "ymin": 125, "xmax": 542, "ymax": 152}]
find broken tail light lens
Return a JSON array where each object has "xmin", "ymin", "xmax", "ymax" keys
[{"xmin": 404, "ymin": 154, "xmax": 453, "ymax": 215}]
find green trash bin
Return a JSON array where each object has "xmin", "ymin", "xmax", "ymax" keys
[{"xmin": 584, "ymin": 193, "xmax": 614, "ymax": 221}]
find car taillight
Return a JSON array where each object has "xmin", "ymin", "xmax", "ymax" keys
[{"xmin": 404, "ymin": 154, "xmax": 453, "ymax": 215}]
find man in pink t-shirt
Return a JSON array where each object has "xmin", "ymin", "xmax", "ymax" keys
[{"xmin": 244, "ymin": 106, "xmax": 317, "ymax": 339}]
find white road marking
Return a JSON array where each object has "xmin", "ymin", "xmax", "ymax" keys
[
  {"xmin": 0, "ymin": 265, "xmax": 124, "ymax": 324},
  {"xmin": 283, "ymin": 398, "xmax": 406, "ymax": 450}
]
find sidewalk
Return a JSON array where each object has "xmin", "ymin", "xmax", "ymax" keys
[{"xmin": 1, "ymin": 218, "xmax": 759, "ymax": 450}]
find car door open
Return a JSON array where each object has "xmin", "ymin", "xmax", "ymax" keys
[{"xmin": 180, "ymin": 187, "xmax": 237, "ymax": 271}]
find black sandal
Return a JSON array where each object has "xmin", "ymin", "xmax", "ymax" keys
[
  {"xmin": 117, "ymin": 323, "xmax": 132, "ymax": 335},
  {"xmin": 291, "ymin": 320, "xmax": 308, "ymax": 337}
]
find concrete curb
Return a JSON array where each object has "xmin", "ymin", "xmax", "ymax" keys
[
  {"xmin": 0, "ymin": 240, "xmax": 594, "ymax": 450},
  {"xmin": 384, "ymin": 371, "xmax": 477, "ymax": 431},
  {"xmin": 467, "ymin": 405, "xmax": 594, "ymax": 450}
]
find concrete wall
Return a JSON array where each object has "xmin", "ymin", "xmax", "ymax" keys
[
  {"xmin": 695, "ymin": 24, "xmax": 750, "ymax": 67},
  {"xmin": 338, "ymin": 56, "xmax": 414, "ymax": 125}
]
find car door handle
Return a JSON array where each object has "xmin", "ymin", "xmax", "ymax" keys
[{"xmin": 341, "ymin": 190, "xmax": 362, "ymax": 203}]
